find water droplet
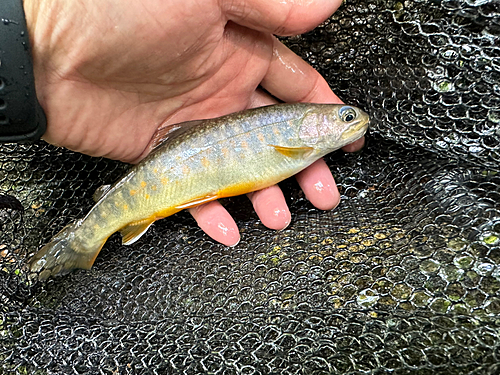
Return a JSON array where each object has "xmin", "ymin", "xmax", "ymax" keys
[
  {"xmin": 433, "ymin": 78, "xmax": 455, "ymax": 93},
  {"xmin": 2, "ymin": 18, "xmax": 9, "ymax": 25},
  {"xmin": 469, "ymin": 146, "xmax": 483, "ymax": 153},
  {"xmin": 20, "ymin": 31, "xmax": 25, "ymax": 36},
  {"xmin": 441, "ymin": 49, "xmax": 458, "ymax": 61},
  {"xmin": 357, "ymin": 288, "xmax": 379, "ymax": 307},
  {"xmin": 483, "ymin": 234, "xmax": 499, "ymax": 245},
  {"xmin": 473, "ymin": 262, "xmax": 495, "ymax": 276}
]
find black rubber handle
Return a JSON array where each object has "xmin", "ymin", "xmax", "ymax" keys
[{"xmin": 0, "ymin": 0, "xmax": 46, "ymax": 142}]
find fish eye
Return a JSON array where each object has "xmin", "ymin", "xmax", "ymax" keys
[{"xmin": 339, "ymin": 107, "xmax": 357, "ymax": 122}]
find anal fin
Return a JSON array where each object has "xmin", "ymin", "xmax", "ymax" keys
[
  {"xmin": 269, "ymin": 145, "xmax": 314, "ymax": 158},
  {"xmin": 120, "ymin": 218, "xmax": 156, "ymax": 245},
  {"xmin": 175, "ymin": 193, "xmax": 219, "ymax": 210}
]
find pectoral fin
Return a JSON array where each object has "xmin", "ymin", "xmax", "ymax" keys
[
  {"xmin": 120, "ymin": 218, "xmax": 156, "ymax": 245},
  {"xmin": 175, "ymin": 193, "xmax": 219, "ymax": 210},
  {"xmin": 269, "ymin": 145, "xmax": 314, "ymax": 158}
]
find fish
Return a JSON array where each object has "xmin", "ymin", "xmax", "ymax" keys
[{"xmin": 29, "ymin": 103, "xmax": 370, "ymax": 279}]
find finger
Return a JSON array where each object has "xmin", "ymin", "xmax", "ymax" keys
[
  {"xmin": 342, "ymin": 136, "xmax": 365, "ymax": 153},
  {"xmin": 261, "ymin": 38, "xmax": 341, "ymax": 104},
  {"xmin": 247, "ymin": 185, "xmax": 291, "ymax": 230},
  {"xmin": 260, "ymin": 39, "xmax": 366, "ymax": 152},
  {"xmin": 189, "ymin": 201, "xmax": 240, "ymax": 246},
  {"xmin": 221, "ymin": 0, "xmax": 342, "ymax": 36},
  {"xmin": 295, "ymin": 159, "xmax": 340, "ymax": 210}
]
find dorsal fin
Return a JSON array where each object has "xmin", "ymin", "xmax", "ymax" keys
[{"xmin": 149, "ymin": 120, "xmax": 205, "ymax": 153}]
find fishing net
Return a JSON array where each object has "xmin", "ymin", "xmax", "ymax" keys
[{"xmin": 1, "ymin": 0, "xmax": 499, "ymax": 373}]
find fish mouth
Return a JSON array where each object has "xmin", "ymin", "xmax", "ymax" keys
[{"xmin": 341, "ymin": 117, "xmax": 370, "ymax": 142}]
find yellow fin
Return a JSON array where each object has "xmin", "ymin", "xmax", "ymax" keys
[
  {"xmin": 120, "ymin": 218, "xmax": 156, "ymax": 245},
  {"xmin": 175, "ymin": 194, "xmax": 219, "ymax": 210},
  {"xmin": 269, "ymin": 145, "xmax": 314, "ymax": 158}
]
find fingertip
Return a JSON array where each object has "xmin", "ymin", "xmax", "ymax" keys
[
  {"xmin": 265, "ymin": 205, "xmax": 291, "ymax": 230},
  {"xmin": 248, "ymin": 186, "xmax": 291, "ymax": 230},
  {"xmin": 273, "ymin": 0, "xmax": 344, "ymax": 36},
  {"xmin": 221, "ymin": 0, "xmax": 343, "ymax": 36},
  {"xmin": 296, "ymin": 159, "xmax": 340, "ymax": 211},
  {"xmin": 189, "ymin": 201, "xmax": 241, "ymax": 247},
  {"xmin": 342, "ymin": 136, "xmax": 365, "ymax": 153},
  {"xmin": 261, "ymin": 38, "xmax": 342, "ymax": 104}
]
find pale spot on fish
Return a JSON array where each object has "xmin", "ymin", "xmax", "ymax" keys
[
  {"xmin": 151, "ymin": 185, "xmax": 157, "ymax": 191},
  {"xmin": 273, "ymin": 127, "xmax": 280, "ymax": 135},
  {"xmin": 241, "ymin": 140, "xmax": 248, "ymax": 149},
  {"xmin": 130, "ymin": 190, "xmax": 137, "ymax": 196},
  {"xmin": 145, "ymin": 194, "xmax": 150, "ymax": 200},
  {"xmin": 123, "ymin": 204, "xmax": 129, "ymax": 210},
  {"xmin": 141, "ymin": 181, "xmax": 147, "ymax": 188},
  {"xmin": 153, "ymin": 168, "xmax": 158, "ymax": 174},
  {"xmin": 93, "ymin": 224, "xmax": 100, "ymax": 230},
  {"xmin": 161, "ymin": 177, "xmax": 169, "ymax": 185},
  {"xmin": 201, "ymin": 157, "xmax": 210, "ymax": 168},
  {"xmin": 221, "ymin": 148, "xmax": 229, "ymax": 157},
  {"xmin": 257, "ymin": 133, "xmax": 265, "ymax": 142},
  {"xmin": 101, "ymin": 212, "xmax": 107, "ymax": 218},
  {"xmin": 182, "ymin": 166, "xmax": 190, "ymax": 175}
]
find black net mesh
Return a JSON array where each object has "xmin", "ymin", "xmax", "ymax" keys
[{"xmin": 1, "ymin": 0, "xmax": 500, "ymax": 373}]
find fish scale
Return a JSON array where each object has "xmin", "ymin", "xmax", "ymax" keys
[{"xmin": 29, "ymin": 103, "xmax": 369, "ymax": 279}]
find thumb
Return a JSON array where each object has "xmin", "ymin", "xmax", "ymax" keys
[{"xmin": 220, "ymin": 0, "xmax": 342, "ymax": 36}]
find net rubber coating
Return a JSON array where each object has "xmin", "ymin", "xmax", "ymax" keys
[{"xmin": 0, "ymin": 0, "xmax": 46, "ymax": 142}]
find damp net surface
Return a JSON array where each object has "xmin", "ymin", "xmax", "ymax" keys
[{"xmin": 1, "ymin": 0, "xmax": 500, "ymax": 374}]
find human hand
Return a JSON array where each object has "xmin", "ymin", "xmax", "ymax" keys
[{"xmin": 24, "ymin": 0, "xmax": 365, "ymax": 246}]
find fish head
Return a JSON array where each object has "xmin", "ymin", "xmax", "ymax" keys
[{"xmin": 298, "ymin": 104, "xmax": 370, "ymax": 151}]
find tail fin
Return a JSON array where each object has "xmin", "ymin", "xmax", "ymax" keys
[{"xmin": 29, "ymin": 221, "xmax": 104, "ymax": 280}]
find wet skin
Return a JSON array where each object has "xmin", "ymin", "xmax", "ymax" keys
[{"xmin": 23, "ymin": 0, "xmax": 364, "ymax": 246}]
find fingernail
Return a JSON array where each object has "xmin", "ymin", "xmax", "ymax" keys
[{"xmin": 216, "ymin": 221, "xmax": 240, "ymax": 247}]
